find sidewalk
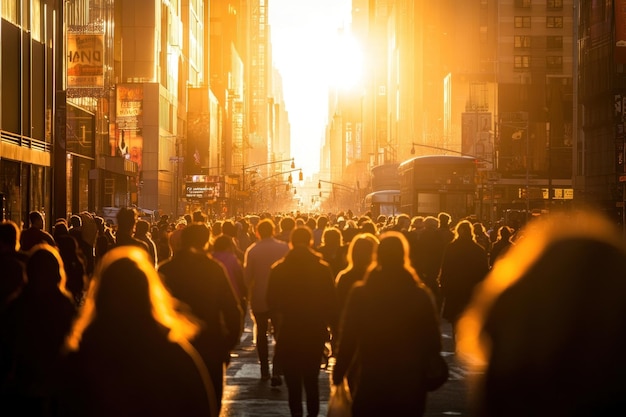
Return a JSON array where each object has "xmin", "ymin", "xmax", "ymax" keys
[
  {"xmin": 219, "ymin": 314, "xmax": 470, "ymax": 416},
  {"xmin": 220, "ymin": 315, "xmax": 332, "ymax": 416}
]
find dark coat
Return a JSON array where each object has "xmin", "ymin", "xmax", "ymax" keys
[
  {"xmin": 59, "ymin": 321, "xmax": 214, "ymax": 417},
  {"xmin": 333, "ymin": 266, "xmax": 442, "ymax": 416},
  {"xmin": 158, "ymin": 249, "xmax": 243, "ymax": 367},
  {"xmin": 439, "ymin": 237, "xmax": 489, "ymax": 323},
  {"xmin": 267, "ymin": 246, "xmax": 339, "ymax": 360}
]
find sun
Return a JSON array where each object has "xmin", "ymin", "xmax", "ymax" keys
[{"xmin": 328, "ymin": 30, "xmax": 363, "ymax": 91}]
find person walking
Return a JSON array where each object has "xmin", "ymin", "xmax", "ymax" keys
[
  {"xmin": 317, "ymin": 227, "xmax": 347, "ymax": 280},
  {"xmin": 489, "ymin": 225, "xmax": 514, "ymax": 268},
  {"xmin": 439, "ymin": 220, "xmax": 489, "ymax": 343},
  {"xmin": 267, "ymin": 227, "xmax": 339, "ymax": 417},
  {"xmin": 243, "ymin": 219, "xmax": 289, "ymax": 383},
  {"xmin": 334, "ymin": 233, "xmax": 379, "ymax": 315},
  {"xmin": 458, "ymin": 211, "xmax": 626, "ymax": 416},
  {"xmin": 332, "ymin": 231, "xmax": 444, "ymax": 416},
  {"xmin": 19, "ymin": 211, "xmax": 55, "ymax": 252},
  {"xmin": 59, "ymin": 246, "xmax": 216, "ymax": 417},
  {"xmin": 113, "ymin": 208, "xmax": 149, "ymax": 253},
  {"xmin": 212, "ymin": 234, "xmax": 248, "ymax": 312},
  {"xmin": 2, "ymin": 244, "xmax": 76, "ymax": 415},
  {"xmin": 158, "ymin": 223, "xmax": 243, "ymax": 413},
  {"xmin": 134, "ymin": 219, "xmax": 158, "ymax": 266},
  {"xmin": 413, "ymin": 216, "xmax": 447, "ymax": 307}
]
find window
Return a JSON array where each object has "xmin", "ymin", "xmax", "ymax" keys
[
  {"xmin": 547, "ymin": 0, "xmax": 563, "ymax": 9},
  {"xmin": 514, "ymin": 55, "xmax": 530, "ymax": 69},
  {"xmin": 514, "ymin": 35, "xmax": 532, "ymax": 48},
  {"xmin": 546, "ymin": 56, "xmax": 563, "ymax": 70},
  {"xmin": 546, "ymin": 16, "xmax": 563, "ymax": 28},
  {"xmin": 515, "ymin": 0, "xmax": 531, "ymax": 7},
  {"xmin": 514, "ymin": 16, "xmax": 531, "ymax": 28},
  {"xmin": 547, "ymin": 35, "xmax": 563, "ymax": 49}
]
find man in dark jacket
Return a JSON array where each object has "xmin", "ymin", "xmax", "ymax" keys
[
  {"xmin": 158, "ymin": 224, "xmax": 243, "ymax": 413},
  {"xmin": 267, "ymin": 226, "xmax": 339, "ymax": 417}
]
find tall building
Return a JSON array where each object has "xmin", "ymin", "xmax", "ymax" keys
[
  {"xmin": 578, "ymin": 0, "xmax": 626, "ymax": 226},
  {"xmin": 0, "ymin": 2, "xmax": 57, "ymax": 225},
  {"xmin": 328, "ymin": 0, "xmax": 575, "ymax": 220}
]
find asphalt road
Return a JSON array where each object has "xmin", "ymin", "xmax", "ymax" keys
[{"xmin": 219, "ymin": 314, "xmax": 471, "ymax": 416}]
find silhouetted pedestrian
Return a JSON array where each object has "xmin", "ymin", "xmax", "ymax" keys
[
  {"xmin": 20, "ymin": 211, "xmax": 55, "ymax": 252},
  {"xmin": 488, "ymin": 225, "xmax": 514, "ymax": 268},
  {"xmin": 59, "ymin": 246, "xmax": 216, "ymax": 417},
  {"xmin": 458, "ymin": 211, "xmax": 626, "ymax": 416},
  {"xmin": 243, "ymin": 219, "xmax": 289, "ymax": 382},
  {"xmin": 113, "ymin": 208, "xmax": 150, "ymax": 253},
  {"xmin": 332, "ymin": 231, "xmax": 443, "ymax": 416},
  {"xmin": 2, "ymin": 244, "xmax": 76, "ymax": 416},
  {"xmin": 439, "ymin": 220, "xmax": 490, "ymax": 343},
  {"xmin": 267, "ymin": 227, "xmax": 339, "ymax": 417},
  {"xmin": 158, "ymin": 224, "xmax": 243, "ymax": 412}
]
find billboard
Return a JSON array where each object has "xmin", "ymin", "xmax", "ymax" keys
[{"xmin": 67, "ymin": 33, "xmax": 104, "ymax": 88}]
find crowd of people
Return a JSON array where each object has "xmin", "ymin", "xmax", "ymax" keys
[{"xmin": 0, "ymin": 205, "xmax": 624, "ymax": 416}]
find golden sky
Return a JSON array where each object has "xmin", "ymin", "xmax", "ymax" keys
[{"xmin": 270, "ymin": 0, "xmax": 352, "ymax": 177}]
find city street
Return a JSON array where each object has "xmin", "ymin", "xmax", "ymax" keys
[{"xmin": 220, "ymin": 315, "xmax": 471, "ymax": 416}]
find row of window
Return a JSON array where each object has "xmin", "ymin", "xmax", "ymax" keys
[
  {"xmin": 514, "ymin": 55, "xmax": 563, "ymax": 70},
  {"xmin": 514, "ymin": 35, "xmax": 563, "ymax": 49},
  {"xmin": 515, "ymin": 16, "xmax": 564, "ymax": 28},
  {"xmin": 515, "ymin": 0, "xmax": 563, "ymax": 8}
]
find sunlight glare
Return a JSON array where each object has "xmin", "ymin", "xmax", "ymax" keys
[{"xmin": 328, "ymin": 31, "xmax": 363, "ymax": 90}]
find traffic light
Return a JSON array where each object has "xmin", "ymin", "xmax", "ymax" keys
[
  {"xmin": 288, "ymin": 173, "xmax": 293, "ymax": 183},
  {"xmin": 318, "ymin": 180, "xmax": 321, "ymax": 189},
  {"xmin": 285, "ymin": 183, "xmax": 290, "ymax": 191},
  {"xmin": 299, "ymin": 170, "xmax": 303, "ymax": 181}
]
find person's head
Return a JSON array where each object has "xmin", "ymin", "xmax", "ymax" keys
[
  {"xmin": 135, "ymin": 219, "xmax": 150, "ymax": 237},
  {"xmin": 69, "ymin": 214, "xmax": 82, "ymax": 229},
  {"xmin": 454, "ymin": 220, "xmax": 474, "ymax": 241},
  {"xmin": 290, "ymin": 226, "xmax": 313, "ymax": 249},
  {"xmin": 222, "ymin": 220, "xmax": 237, "ymax": 237},
  {"xmin": 423, "ymin": 216, "xmax": 439, "ymax": 230},
  {"xmin": 473, "ymin": 222, "xmax": 487, "ymax": 235},
  {"xmin": 181, "ymin": 223, "xmax": 210, "ymax": 251},
  {"xmin": 192, "ymin": 210, "xmax": 206, "ymax": 224},
  {"xmin": 93, "ymin": 216, "xmax": 105, "ymax": 235},
  {"xmin": 395, "ymin": 214, "xmax": 411, "ymax": 230},
  {"xmin": 359, "ymin": 219, "xmax": 378, "ymax": 236},
  {"xmin": 213, "ymin": 234, "xmax": 234, "ymax": 252},
  {"xmin": 317, "ymin": 215, "xmax": 329, "ymax": 229},
  {"xmin": 53, "ymin": 221, "xmax": 70, "ymax": 238},
  {"xmin": 496, "ymin": 225, "xmax": 511, "ymax": 240},
  {"xmin": 458, "ymin": 211, "xmax": 626, "ymax": 415},
  {"xmin": 256, "ymin": 218, "xmax": 276, "ymax": 239},
  {"xmin": 116, "ymin": 207, "xmax": 138, "ymax": 233},
  {"xmin": 25, "ymin": 244, "xmax": 71, "ymax": 298},
  {"xmin": 0, "ymin": 220, "xmax": 20, "ymax": 252},
  {"xmin": 375, "ymin": 231, "xmax": 411, "ymax": 270},
  {"xmin": 28, "ymin": 211, "xmax": 45, "ymax": 229},
  {"xmin": 410, "ymin": 216, "xmax": 425, "ymax": 232},
  {"xmin": 438, "ymin": 212, "xmax": 451, "ymax": 228},
  {"xmin": 280, "ymin": 216, "xmax": 296, "ymax": 234},
  {"xmin": 210, "ymin": 220, "xmax": 222, "ymax": 236},
  {"xmin": 347, "ymin": 233, "xmax": 379, "ymax": 270},
  {"xmin": 322, "ymin": 227, "xmax": 342, "ymax": 247},
  {"xmin": 66, "ymin": 246, "xmax": 198, "ymax": 351}
]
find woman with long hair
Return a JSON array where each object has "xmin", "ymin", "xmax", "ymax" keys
[
  {"xmin": 332, "ymin": 231, "xmax": 444, "ymax": 416},
  {"xmin": 59, "ymin": 246, "xmax": 217, "ymax": 417}
]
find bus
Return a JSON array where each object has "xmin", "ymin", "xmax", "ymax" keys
[
  {"xmin": 398, "ymin": 155, "xmax": 477, "ymax": 219},
  {"xmin": 364, "ymin": 190, "xmax": 400, "ymax": 218}
]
